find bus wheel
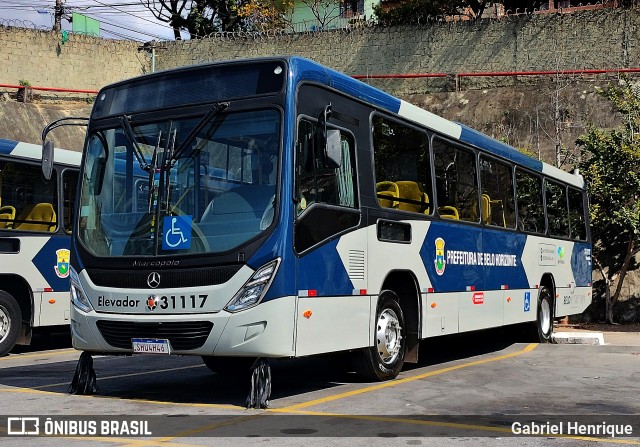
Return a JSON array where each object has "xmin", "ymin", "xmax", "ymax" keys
[
  {"xmin": 0, "ymin": 291, "xmax": 22, "ymax": 357},
  {"xmin": 535, "ymin": 286, "xmax": 554, "ymax": 343},
  {"xmin": 353, "ymin": 291, "xmax": 406, "ymax": 381},
  {"xmin": 201, "ymin": 356, "xmax": 255, "ymax": 377}
]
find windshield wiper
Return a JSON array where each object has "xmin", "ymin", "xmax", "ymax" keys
[
  {"xmin": 147, "ymin": 131, "xmax": 162, "ymax": 214},
  {"xmin": 162, "ymin": 128, "xmax": 177, "ymax": 213},
  {"xmin": 170, "ymin": 101, "xmax": 229, "ymax": 164},
  {"xmin": 120, "ymin": 115, "xmax": 151, "ymax": 172}
]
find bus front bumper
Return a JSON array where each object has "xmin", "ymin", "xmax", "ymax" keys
[{"xmin": 70, "ymin": 295, "xmax": 297, "ymax": 358}]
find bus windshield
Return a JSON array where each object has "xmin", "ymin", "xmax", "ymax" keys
[{"xmin": 78, "ymin": 108, "xmax": 280, "ymax": 257}]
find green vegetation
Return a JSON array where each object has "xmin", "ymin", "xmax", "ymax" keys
[{"xmin": 577, "ymin": 79, "xmax": 640, "ymax": 323}]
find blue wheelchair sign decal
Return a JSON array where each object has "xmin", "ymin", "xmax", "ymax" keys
[
  {"xmin": 162, "ymin": 215, "xmax": 192, "ymax": 250},
  {"xmin": 524, "ymin": 292, "xmax": 531, "ymax": 312}
]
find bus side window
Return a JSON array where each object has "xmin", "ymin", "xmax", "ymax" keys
[
  {"xmin": 294, "ymin": 118, "xmax": 359, "ymax": 252},
  {"xmin": 372, "ymin": 116, "xmax": 432, "ymax": 214},
  {"xmin": 515, "ymin": 168, "xmax": 545, "ymax": 234},
  {"xmin": 479, "ymin": 155, "xmax": 516, "ymax": 228},
  {"xmin": 545, "ymin": 180, "xmax": 570, "ymax": 238},
  {"xmin": 0, "ymin": 160, "xmax": 58, "ymax": 232},
  {"xmin": 433, "ymin": 138, "xmax": 478, "ymax": 222},
  {"xmin": 296, "ymin": 119, "xmax": 357, "ymax": 213},
  {"xmin": 568, "ymin": 187, "xmax": 587, "ymax": 241}
]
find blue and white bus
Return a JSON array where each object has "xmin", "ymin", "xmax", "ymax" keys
[
  {"xmin": 56, "ymin": 57, "xmax": 591, "ymax": 381},
  {"xmin": 0, "ymin": 139, "xmax": 80, "ymax": 356}
]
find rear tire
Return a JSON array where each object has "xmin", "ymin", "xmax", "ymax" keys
[
  {"xmin": 535, "ymin": 286, "xmax": 554, "ymax": 343},
  {"xmin": 353, "ymin": 291, "xmax": 406, "ymax": 381},
  {"xmin": 0, "ymin": 291, "xmax": 22, "ymax": 357},
  {"xmin": 523, "ymin": 286, "xmax": 554, "ymax": 343}
]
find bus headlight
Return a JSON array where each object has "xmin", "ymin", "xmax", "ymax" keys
[
  {"xmin": 70, "ymin": 267, "xmax": 94, "ymax": 313},
  {"xmin": 225, "ymin": 259, "xmax": 280, "ymax": 312}
]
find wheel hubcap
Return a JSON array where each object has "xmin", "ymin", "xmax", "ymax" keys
[
  {"xmin": 540, "ymin": 298, "xmax": 551, "ymax": 335},
  {"xmin": 376, "ymin": 308, "xmax": 402, "ymax": 365},
  {"xmin": 0, "ymin": 305, "xmax": 10, "ymax": 343}
]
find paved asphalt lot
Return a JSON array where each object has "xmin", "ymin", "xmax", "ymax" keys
[{"xmin": 0, "ymin": 327, "xmax": 638, "ymax": 446}]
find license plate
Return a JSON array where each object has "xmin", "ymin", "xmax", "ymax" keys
[{"xmin": 132, "ymin": 338, "xmax": 171, "ymax": 354}]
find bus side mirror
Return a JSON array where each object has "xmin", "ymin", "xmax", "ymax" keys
[
  {"xmin": 324, "ymin": 129, "xmax": 342, "ymax": 169},
  {"xmin": 42, "ymin": 140, "xmax": 54, "ymax": 180}
]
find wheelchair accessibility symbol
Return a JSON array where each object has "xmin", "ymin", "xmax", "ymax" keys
[
  {"xmin": 524, "ymin": 292, "xmax": 531, "ymax": 312},
  {"xmin": 162, "ymin": 215, "xmax": 192, "ymax": 250}
]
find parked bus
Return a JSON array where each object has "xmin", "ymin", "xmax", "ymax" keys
[
  {"xmin": 48, "ymin": 57, "xmax": 591, "ymax": 381},
  {"xmin": 0, "ymin": 139, "xmax": 80, "ymax": 356}
]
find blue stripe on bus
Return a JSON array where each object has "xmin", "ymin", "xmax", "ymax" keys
[
  {"xmin": 571, "ymin": 242, "xmax": 592, "ymax": 287},
  {"xmin": 0, "ymin": 138, "xmax": 19, "ymax": 156},
  {"xmin": 420, "ymin": 222, "xmax": 528, "ymax": 292},
  {"xmin": 458, "ymin": 125, "xmax": 544, "ymax": 172},
  {"xmin": 32, "ymin": 236, "xmax": 72, "ymax": 292}
]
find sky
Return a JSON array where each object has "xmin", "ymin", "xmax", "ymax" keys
[{"xmin": 0, "ymin": 0, "xmax": 188, "ymax": 42}]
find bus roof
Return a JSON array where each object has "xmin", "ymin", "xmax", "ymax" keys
[{"xmin": 0, "ymin": 138, "xmax": 81, "ymax": 166}]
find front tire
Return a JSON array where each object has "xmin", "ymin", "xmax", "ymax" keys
[
  {"xmin": 353, "ymin": 291, "xmax": 406, "ymax": 381},
  {"xmin": 0, "ymin": 291, "xmax": 22, "ymax": 357},
  {"xmin": 201, "ymin": 356, "xmax": 255, "ymax": 377}
]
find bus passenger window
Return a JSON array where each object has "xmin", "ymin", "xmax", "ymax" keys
[
  {"xmin": 0, "ymin": 160, "xmax": 58, "ymax": 232},
  {"xmin": 372, "ymin": 116, "xmax": 432, "ymax": 214},
  {"xmin": 433, "ymin": 138, "xmax": 478, "ymax": 222},
  {"xmin": 545, "ymin": 180, "xmax": 570, "ymax": 238},
  {"xmin": 515, "ymin": 169, "xmax": 545, "ymax": 234},
  {"xmin": 479, "ymin": 156, "xmax": 516, "ymax": 228},
  {"xmin": 568, "ymin": 187, "xmax": 587, "ymax": 241}
]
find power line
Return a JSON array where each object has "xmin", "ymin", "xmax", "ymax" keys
[{"xmin": 80, "ymin": 12, "xmax": 168, "ymax": 40}]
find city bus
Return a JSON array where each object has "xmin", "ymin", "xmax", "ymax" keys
[
  {"xmin": 0, "ymin": 138, "xmax": 80, "ymax": 356},
  {"xmin": 48, "ymin": 57, "xmax": 591, "ymax": 381}
]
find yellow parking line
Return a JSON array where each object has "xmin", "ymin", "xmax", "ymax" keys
[
  {"xmin": 270, "ymin": 409, "xmax": 640, "ymax": 445},
  {"xmin": 0, "ymin": 387, "xmax": 244, "ymax": 410},
  {"xmin": 57, "ymin": 436, "xmax": 201, "ymax": 447},
  {"xmin": 0, "ymin": 349, "xmax": 77, "ymax": 361},
  {"xmin": 34, "ymin": 364, "xmax": 206, "ymax": 389},
  {"xmin": 151, "ymin": 414, "xmax": 267, "ymax": 443},
  {"xmin": 277, "ymin": 343, "xmax": 538, "ymax": 411}
]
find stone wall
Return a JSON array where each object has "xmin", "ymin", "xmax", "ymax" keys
[
  {"xmin": 1, "ymin": 8, "xmax": 638, "ymax": 94},
  {"xmin": 156, "ymin": 9, "xmax": 639, "ymax": 94},
  {"xmin": 0, "ymin": 27, "xmax": 148, "ymax": 91}
]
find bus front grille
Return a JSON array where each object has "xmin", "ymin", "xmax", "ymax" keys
[
  {"xmin": 86, "ymin": 265, "xmax": 242, "ymax": 289},
  {"xmin": 96, "ymin": 320, "xmax": 214, "ymax": 351}
]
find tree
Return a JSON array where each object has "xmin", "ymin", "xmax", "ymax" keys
[
  {"xmin": 577, "ymin": 79, "xmax": 640, "ymax": 324},
  {"xmin": 237, "ymin": 0, "xmax": 293, "ymax": 32},
  {"xmin": 183, "ymin": 0, "xmax": 242, "ymax": 36},
  {"xmin": 374, "ymin": 0, "xmax": 465, "ymax": 26},
  {"xmin": 296, "ymin": 0, "xmax": 342, "ymax": 30},
  {"xmin": 140, "ymin": 0, "xmax": 247, "ymax": 39},
  {"xmin": 141, "ymin": 0, "xmax": 189, "ymax": 39}
]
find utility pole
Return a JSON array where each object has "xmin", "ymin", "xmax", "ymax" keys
[
  {"xmin": 137, "ymin": 41, "xmax": 168, "ymax": 73},
  {"xmin": 54, "ymin": 0, "xmax": 64, "ymax": 32}
]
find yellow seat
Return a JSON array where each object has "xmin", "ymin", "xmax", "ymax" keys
[
  {"xmin": 14, "ymin": 203, "xmax": 57, "ymax": 232},
  {"xmin": 396, "ymin": 181, "xmax": 430, "ymax": 214},
  {"xmin": 376, "ymin": 181, "xmax": 399, "ymax": 209},
  {"xmin": 0, "ymin": 205, "xmax": 15, "ymax": 229},
  {"xmin": 439, "ymin": 206, "xmax": 459, "ymax": 220},
  {"xmin": 481, "ymin": 194, "xmax": 491, "ymax": 224}
]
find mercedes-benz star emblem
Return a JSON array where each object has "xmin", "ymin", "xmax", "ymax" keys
[{"xmin": 147, "ymin": 272, "xmax": 161, "ymax": 289}]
